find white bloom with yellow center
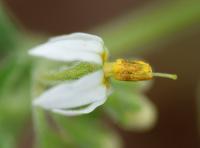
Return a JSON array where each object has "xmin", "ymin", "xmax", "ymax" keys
[
  {"xmin": 29, "ymin": 33, "xmax": 109, "ymax": 116},
  {"xmin": 29, "ymin": 32, "xmax": 177, "ymax": 116}
]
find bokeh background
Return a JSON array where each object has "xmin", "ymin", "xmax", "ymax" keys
[{"xmin": 1, "ymin": 0, "xmax": 200, "ymax": 148}]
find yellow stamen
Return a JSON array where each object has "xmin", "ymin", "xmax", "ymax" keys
[
  {"xmin": 101, "ymin": 48, "xmax": 109, "ymax": 63},
  {"xmin": 103, "ymin": 59, "xmax": 177, "ymax": 81}
]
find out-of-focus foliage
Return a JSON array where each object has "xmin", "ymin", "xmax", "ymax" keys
[
  {"xmin": 0, "ymin": 3, "xmax": 18, "ymax": 52},
  {"xmin": 96, "ymin": 0, "xmax": 200, "ymax": 55},
  {"xmin": 0, "ymin": 2, "xmax": 38, "ymax": 147},
  {"xmin": 0, "ymin": 0, "xmax": 199, "ymax": 148},
  {"xmin": 197, "ymin": 82, "xmax": 200, "ymax": 135},
  {"xmin": 33, "ymin": 108, "xmax": 122, "ymax": 148},
  {"xmin": 105, "ymin": 80, "xmax": 157, "ymax": 131}
]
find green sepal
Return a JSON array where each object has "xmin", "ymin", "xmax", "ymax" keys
[
  {"xmin": 34, "ymin": 59, "xmax": 101, "ymax": 85},
  {"xmin": 31, "ymin": 60, "xmax": 102, "ymax": 97},
  {"xmin": 43, "ymin": 62, "xmax": 101, "ymax": 81}
]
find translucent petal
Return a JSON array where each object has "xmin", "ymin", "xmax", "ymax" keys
[
  {"xmin": 52, "ymin": 99, "xmax": 106, "ymax": 116},
  {"xmin": 29, "ymin": 33, "xmax": 104, "ymax": 64},
  {"xmin": 29, "ymin": 48, "xmax": 102, "ymax": 64},
  {"xmin": 33, "ymin": 70, "xmax": 108, "ymax": 110},
  {"xmin": 49, "ymin": 32, "xmax": 103, "ymax": 45}
]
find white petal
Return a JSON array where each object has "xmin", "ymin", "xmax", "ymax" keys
[
  {"xmin": 52, "ymin": 99, "xmax": 106, "ymax": 116},
  {"xmin": 29, "ymin": 48, "xmax": 102, "ymax": 64},
  {"xmin": 33, "ymin": 70, "xmax": 107, "ymax": 110},
  {"xmin": 49, "ymin": 32, "xmax": 103, "ymax": 44},
  {"xmin": 29, "ymin": 32, "xmax": 105, "ymax": 64}
]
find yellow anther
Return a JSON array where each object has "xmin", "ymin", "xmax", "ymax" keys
[
  {"xmin": 103, "ymin": 59, "xmax": 177, "ymax": 81},
  {"xmin": 112, "ymin": 59, "xmax": 153, "ymax": 81}
]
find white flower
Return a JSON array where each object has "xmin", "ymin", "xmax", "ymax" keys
[{"xmin": 29, "ymin": 32, "xmax": 109, "ymax": 116}]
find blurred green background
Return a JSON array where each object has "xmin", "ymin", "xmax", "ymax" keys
[{"xmin": 0, "ymin": 0, "xmax": 200, "ymax": 148}]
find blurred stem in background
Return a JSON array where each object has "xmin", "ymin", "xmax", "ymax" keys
[
  {"xmin": 95, "ymin": 0, "xmax": 200, "ymax": 56},
  {"xmin": 0, "ymin": 0, "xmax": 200, "ymax": 147}
]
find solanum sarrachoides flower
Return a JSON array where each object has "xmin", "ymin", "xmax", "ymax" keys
[{"xmin": 29, "ymin": 32, "xmax": 177, "ymax": 116}]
